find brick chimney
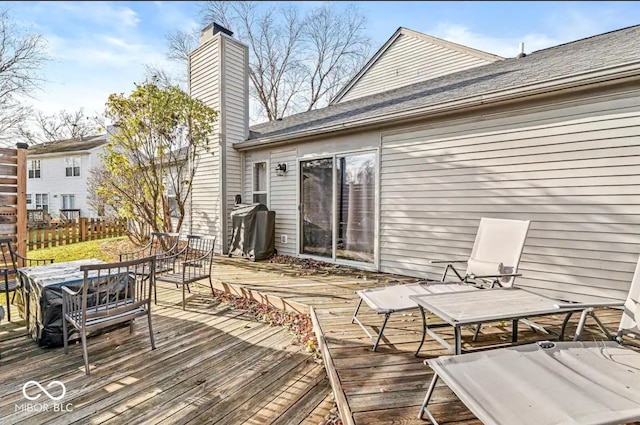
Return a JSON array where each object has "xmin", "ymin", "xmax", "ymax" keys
[{"xmin": 187, "ymin": 23, "xmax": 249, "ymax": 254}]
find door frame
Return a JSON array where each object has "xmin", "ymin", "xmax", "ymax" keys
[{"xmin": 296, "ymin": 147, "xmax": 380, "ymax": 270}]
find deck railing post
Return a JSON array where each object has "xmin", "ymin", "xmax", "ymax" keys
[{"xmin": 16, "ymin": 142, "xmax": 28, "ymax": 258}]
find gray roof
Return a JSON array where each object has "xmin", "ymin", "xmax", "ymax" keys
[
  {"xmin": 245, "ymin": 24, "xmax": 640, "ymax": 146},
  {"xmin": 29, "ymin": 134, "xmax": 107, "ymax": 155}
]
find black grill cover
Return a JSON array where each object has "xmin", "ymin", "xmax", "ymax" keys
[{"xmin": 228, "ymin": 204, "xmax": 276, "ymax": 261}]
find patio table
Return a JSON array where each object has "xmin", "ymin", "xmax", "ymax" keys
[
  {"xmin": 16, "ymin": 259, "xmax": 108, "ymax": 347},
  {"xmin": 409, "ymin": 287, "xmax": 624, "ymax": 355}
]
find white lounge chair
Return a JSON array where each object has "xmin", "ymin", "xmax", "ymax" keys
[
  {"xmin": 352, "ymin": 217, "xmax": 531, "ymax": 351},
  {"xmin": 417, "ymin": 254, "xmax": 640, "ymax": 425}
]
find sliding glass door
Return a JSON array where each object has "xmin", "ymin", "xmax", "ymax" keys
[
  {"xmin": 300, "ymin": 151, "xmax": 376, "ymax": 264},
  {"xmin": 300, "ymin": 158, "xmax": 334, "ymax": 257}
]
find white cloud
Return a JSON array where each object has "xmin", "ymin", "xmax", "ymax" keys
[
  {"xmin": 43, "ymin": 2, "xmax": 141, "ymax": 28},
  {"xmin": 428, "ymin": 10, "xmax": 621, "ymax": 58}
]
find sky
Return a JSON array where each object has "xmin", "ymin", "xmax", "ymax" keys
[{"xmin": 2, "ymin": 1, "xmax": 640, "ymax": 125}]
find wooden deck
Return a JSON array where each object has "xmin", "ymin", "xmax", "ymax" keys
[
  {"xmin": 208, "ymin": 257, "xmax": 631, "ymax": 425},
  {"xmin": 0, "ymin": 282, "xmax": 330, "ymax": 425},
  {"xmin": 1, "ymin": 257, "xmax": 633, "ymax": 425}
]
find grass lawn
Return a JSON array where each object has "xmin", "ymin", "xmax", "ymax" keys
[{"xmin": 27, "ymin": 236, "xmax": 137, "ymax": 263}]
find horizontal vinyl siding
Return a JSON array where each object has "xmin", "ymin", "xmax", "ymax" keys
[
  {"xmin": 189, "ymin": 37, "xmax": 222, "ymax": 252},
  {"xmin": 341, "ymin": 33, "xmax": 494, "ymax": 103},
  {"xmin": 270, "ymin": 148, "xmax": 297, "ymax": 256},
  {"xmin": 223, "ymin": 39, "xmax": 248, "ymax": 249},
  {"xmin": 380, "ymin": 92, "xmax": 640, "ymax": 303}
]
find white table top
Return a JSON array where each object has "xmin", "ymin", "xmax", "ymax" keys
[
  {"xmin": 18, "ymin": 258, "xmax": 106, "ymax": 288},
  {"xmin": 409, "ymin": 288, "xmax": 609, "ymax": 325}
]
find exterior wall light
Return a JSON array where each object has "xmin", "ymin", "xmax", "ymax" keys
[{"xmin": 275, "ymin": 163, "xmax": 287, "ymax": 176}]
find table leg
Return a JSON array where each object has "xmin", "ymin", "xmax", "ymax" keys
[
  {"xmin": 512, "ymin": 319, "xmax": 519, "ymax": 343},
  {"xmin": 454, "ymin": 325, "xmax": 461, "ymax": 355}
]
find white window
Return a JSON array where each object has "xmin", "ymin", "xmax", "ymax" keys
[
  {"xmin": 252, "ymin": 161, "xmax": 268, "ymax": 205},
  {"xmin": 65, "ymin": 156, "xmax": 81, "ymax": 177},
  {"xmin": 26, "ymin": 194, "xmax": 32, "ymax": 205},
  {"xmin": 35, "ymin": 193, "xmax": 49, "ymax": 212},
  {"xmin": 28, "ymin": 160, "xmax": 41, "ymax": 179},
  {"xmin": 62, "ymin": 194, "xmax": 75, "ymax": 209}
]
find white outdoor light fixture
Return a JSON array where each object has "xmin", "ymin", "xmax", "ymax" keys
[{"xmin": 275, "ymin": 163, "xmax": 287, "ymax": 176}]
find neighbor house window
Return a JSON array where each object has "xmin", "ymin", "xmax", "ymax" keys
[
  {"xmin": 26, "ymin": 194, "xmax": 32, "ymax": 205},
  {"xmin": 35, "ymin": 193, "xmax": 49, "ymax": 212},
  {"xmin": 28, "ymin": 160, "xmax": 41, "ymax": 179},
  {"xmin": 65, "ymin": 156, "xmax": 80, "ymax": 177},
  {"xmin": 252, "ymin": 161, "xmax": 268, "ymax": 205},
  {"xmin": 62, "ymin": 194, "xmax": 75, "ymax": 209}
]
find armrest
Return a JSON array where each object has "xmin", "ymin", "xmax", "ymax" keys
[
  {"xmin": 553, "ymin": 300, "xmax": 625, "ymax": 309},
  {"xmin": 119, "ymin": 242, "xmax": 152, "ymax": 261},
  {"xmin": 182, "ymin": 251, "xmax": 213, "ymax": 268},
  {"xmin": 14, "ymin": 252, "xmax": 54, "ymax": 266},
  {"xmin": 429, "ymin": 259, "xmax": 468, "ymax": 264},
  {"xmin": 61, "ymin": 285, "xmax": 82, "ymax": 297},
  {"xmin": 161, "ymin": 244, "xmax": 189, "ymax": 262},
  {"xmin": 468, "ymin": 273, "xmax": 522, "ymax": 280}
]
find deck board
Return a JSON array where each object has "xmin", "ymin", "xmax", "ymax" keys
[
  {"xmin": 0, "ymin": 282, "xmax": 330, "ymax": 425},
  {"xmin": 208, "ymin": 257, "xmax": 636, "ymax": 425},
  {"xmin": 2, "ymin": 256, "xmax": 635, "ymax": 424}
]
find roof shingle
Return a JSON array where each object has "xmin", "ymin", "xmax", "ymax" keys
[
  {"xmin": 29, "ymin": 134, "xmax": 107, "ymax": 155},
  {"xmin": 244, "ymin": 25, "xmax": 640, "ymax": 146}
]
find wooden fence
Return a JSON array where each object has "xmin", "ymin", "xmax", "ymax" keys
[
  {"xmin": 27, "ymin": 217, "xmax": 127, "ymax": 250},
  {"xmin": 0, "ymin": 144, "xmax": 27, "ymax": 257}
]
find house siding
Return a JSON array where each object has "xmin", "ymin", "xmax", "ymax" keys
[
  {"xmin": 222, "ymin": 37, "xmax": 249, "ymax": 249},
  {"xmin": 379, "ymin": 89, "xmax": 640, "ymax": 303},
  {"xmin": 27, "ymin": 147, "xmax": 105, "ymax": 218},
  {"xmin": 188, "ymin": 36, "xmax": 222, "ymax": 251},
  {"xmin": 339, "ymin": 33, "xmax": 495, "ymax": 103},
  {"xmin": 242, "ymin": 132, "xmax": 381, "ymax": 258}
]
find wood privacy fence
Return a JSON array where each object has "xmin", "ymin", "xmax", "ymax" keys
[
  {"xmin": 27, "ymin": 217, "xmax": 127, "ymax": 250},
  {"xmin": 0, "ymin": 144, "xmax": 27, "ymax": 257}
]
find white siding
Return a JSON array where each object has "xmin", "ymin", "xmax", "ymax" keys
[
  {"xmin": 242, "ymin": 131, "xmax": 381, "ymax": 257},
  {"xmin": 380, "ymin": 90, "xmax": 640, "ymax": 303},
  {"xmin": 269, "ymin": 148, "xmax": 297, "ymax": 255},
  {"xmin": 340, "ymin": 33, "xmax": 496, "ymax": 103},
  {"xmin": 222, "ymin": 37, "xmax": 248, "ymax": 248},
  {"xmin": 189, "ymin": 36, "xmax": 222, "ymax": 251},
  {"xmin": 27, "ymin": 147, "xmax": 105, "ymax": 218}
]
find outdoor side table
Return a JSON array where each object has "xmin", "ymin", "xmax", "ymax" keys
[
  {"xmin": 17, "ymin": 259, "xmax": 107, "ymax": 347},
  {"xmin": 409, "ymin": 288, "xmax": 623, "ymax": 355}
]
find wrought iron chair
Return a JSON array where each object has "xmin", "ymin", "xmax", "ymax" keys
[
  {"xmin": 61, "ymin": 256, "xmax": 156, "ymax": 375},
  {"xmin": 0, "ymin": 237, "xmax": 54, "ymax": 322},
  {"xmin": 119, "ymin": 232, "xmax": 181, "ymax": 302},
  {"xmin": 155, "ymin": 235, "xmax": 216, "ymax": 310},
  {"xmin": 119, "ymin": 232, "xmax": 180, "ymax": 272}
]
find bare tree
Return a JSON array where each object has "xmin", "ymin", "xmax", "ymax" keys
[
  {"xmin": 303, "ymin": 4, "xmax": 371, "ymax": 110},
  {"xmin": 168, "ymin": 1, "xmax": 371, "ymax": 122},
  {"xmin": 0, "ymin": 9, "xmax": 48, "ymax": 145},
  {"xmin": 19, "ymin": 108, "xmax": 103, "ymax": 145}
]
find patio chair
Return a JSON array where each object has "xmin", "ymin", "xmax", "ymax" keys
[
  {"xmin": 352, "ymin": 217, "xmax": 530, "ymax": 351},
  {"xmin": 0, "ymin": 237, "xmax": 54, "ymax": 322},
  {"xmin": 61, "ymin": 256, "xmax": 156, "ymax": 375},
  {"xmin": 119, "ymin": 231, "xmax": 180, "ymax": 273},
  {"xmin": 155, "ymin": 235, "xmax": 216, "ymax": 310},
  {"xmin": 418, "ymin": 254, "xmax": 640, "ymax": 425}
]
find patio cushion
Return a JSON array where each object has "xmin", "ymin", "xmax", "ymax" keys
[{"xmin": 465, "ymin": 258, "xmax": 504, "ymax": 278}]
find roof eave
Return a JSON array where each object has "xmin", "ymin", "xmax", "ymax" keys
[{"xmin": 236, "ymin": 61, "xmax": 640, "ymax": 152}]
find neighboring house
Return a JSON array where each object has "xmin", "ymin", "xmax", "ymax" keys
[
  {"xmin": 27, "ymin": 135, "xmax": 107, "ymax": 219},
  {"xmin": 188, "ymin": 23, "xmax": 640, "ymax": 304}
]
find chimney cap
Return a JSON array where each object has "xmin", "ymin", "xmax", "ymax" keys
[{"xmin": 202, "ymin": 22, "xmax": 234, "ymax": 38}]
